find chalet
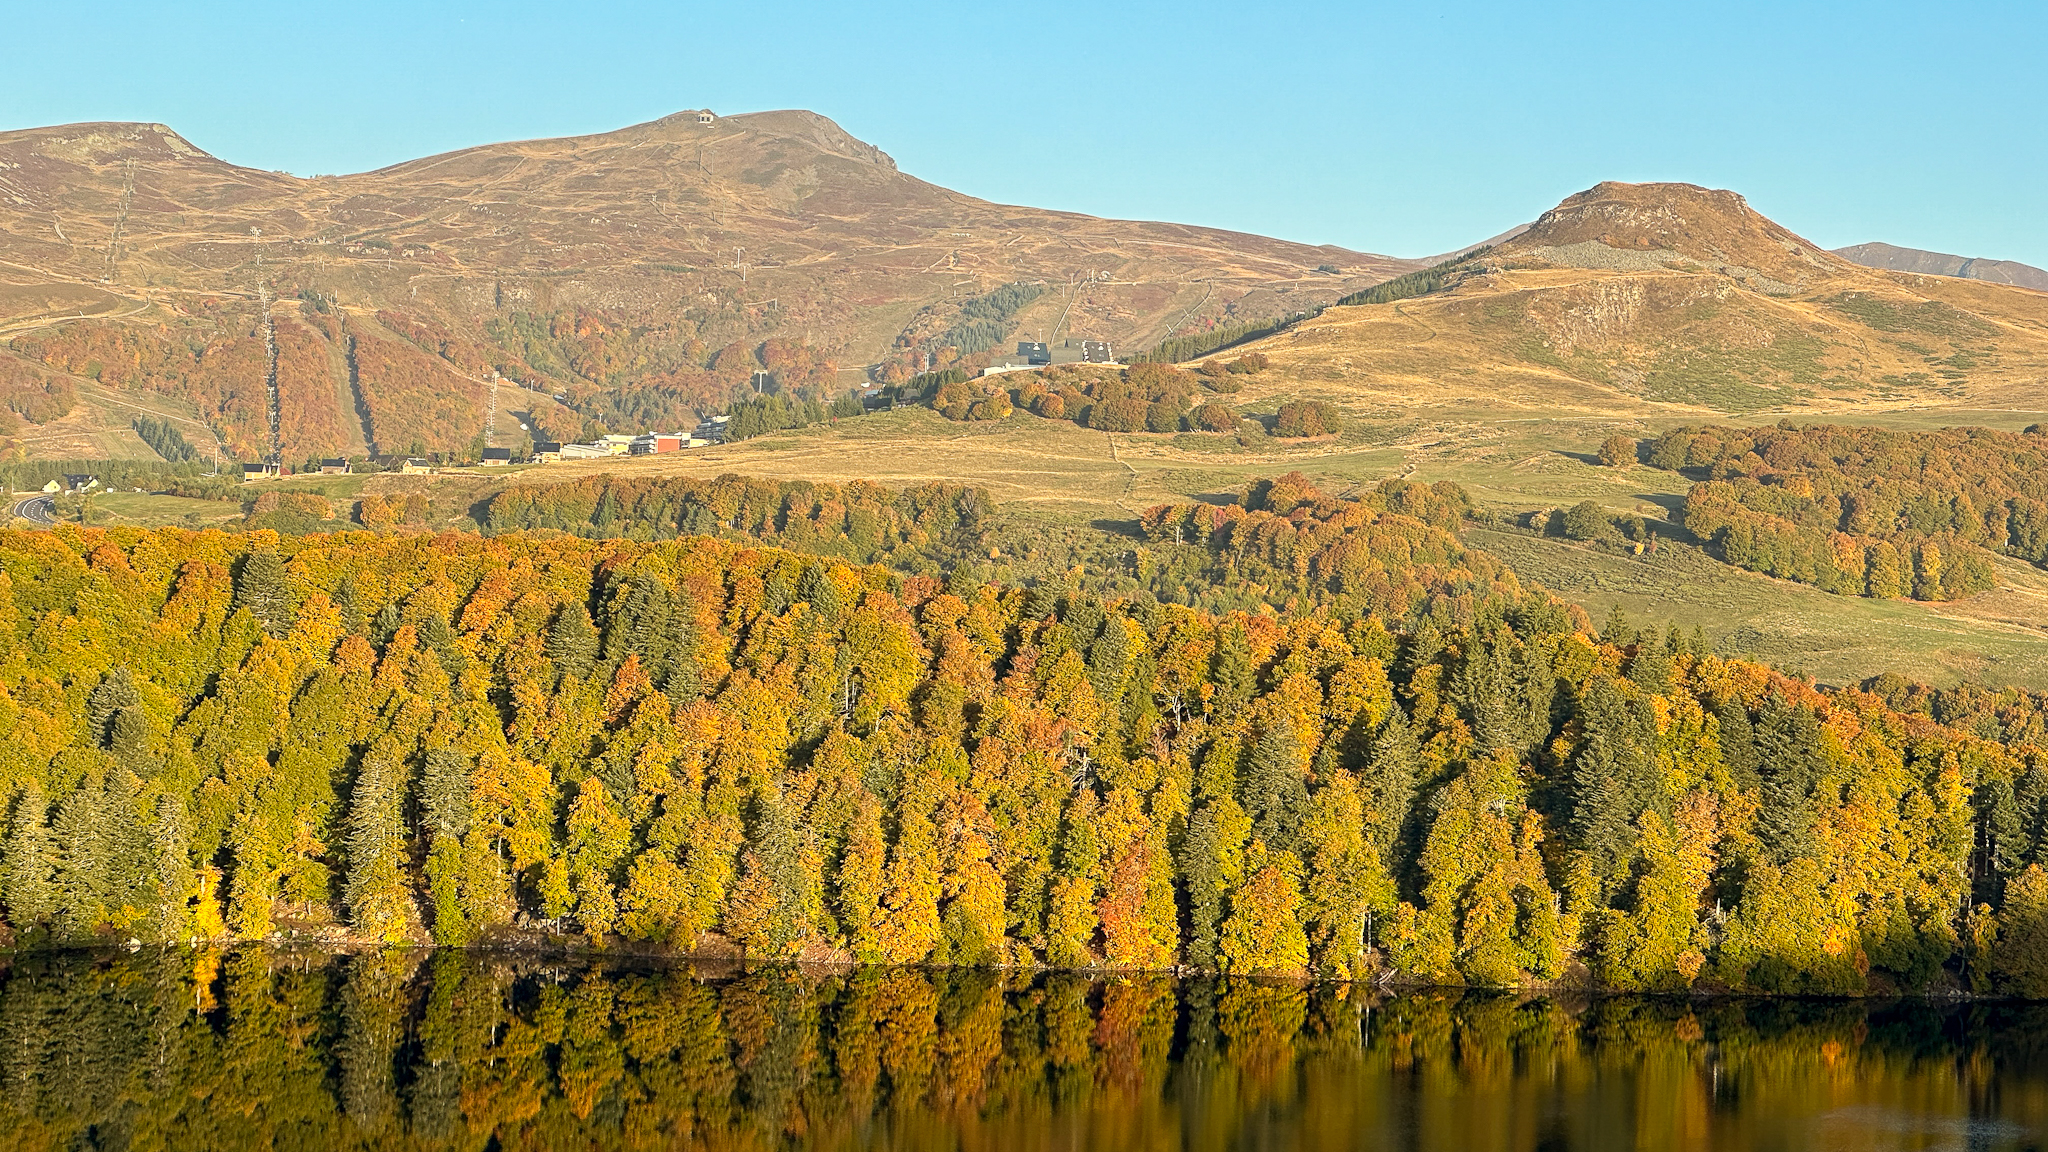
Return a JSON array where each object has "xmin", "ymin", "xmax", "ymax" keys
[
  {"xmin": 480, "ymin": 447, "xmax": 514, "ymax": 466},
  {"xmin": 398, "ymin": 458, "xmax": 432, "ymax": 475},
  {"xmin": 318, "ymin": 458, "xmax": 350, "ymax": 475},
  {"xmin": 1017, "ymin": 341, "xmax": 1051, "ymax": 365},
  {"xmin": 598, "ymin": 434, "xmax": 636, "ymax": 455},
  {"xmin": 57, "ymin": 475, "xmax": 100, "ymax": 494},
  {"xmin": 695, "ymin": 111, "xmax": 715, "ymax": 125},
  {"xmin": 559, "ymin": 443, "xmax": 611, "ymax": 459},
  {"xmin": 1080, "ymin": 340, "xmax": 1114, "ymax": 363},
  {"xmin": 531, "ymin": 441, "xmax": 564, "ymax": 463},
  {"xmin": 240, "ymin": 463, "xmax": 278, "ymax": 482}
]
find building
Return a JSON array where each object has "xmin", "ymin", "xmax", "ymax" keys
[
  {"xmin": 695, "ymin": 110, "xmax": 715, "ymax": 125},
  {"xmin": 531, "ymin": 441, "xmax": 564, "ymax": 463},
  {"xmin": 318, "ymin": 459, "xmax": 350, "ymax": 475},
  {"xmin": 855, "ymin": 387, "xmax": 895, "ymax": 412},
  {"xmin": 692, "ymin": 415, "xmax": 729, "ymax": 444},
  {"xmin": 240, "ymin": 462, "xmax": 278, "ymax": 482},
  {"xmin": 398, "ymin": 458, "xmax": 432, "ymax": 475},
  {"xmin": 1080, "ymin": 340, "xmax": 1114, "ymax": 363},
  {"xmin": 630, "ymin": 434, "xmax": 685, "ymax": 455},
  {"xmin": 1017, "ymin": 341, "xmax": 1051, "ymax": 365},
  {"xmin": 598, "ymin": 434, "xmax": 636, "ymax": 455},
  {"xmin": 60, "ymin": 474, "xmax": 100, "ymax": 494},
  {"xmin": 559, "ymin": 443, "xmax": 611, "ymax": 459},
  {"xmin": 480, "ymin": 447, "xmax": 514, "ymax": 466}
]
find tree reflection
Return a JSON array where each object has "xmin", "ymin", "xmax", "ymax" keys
[{"xmin": 0, "ymin": 950, "xmax": 2042, "ymax": 1151}]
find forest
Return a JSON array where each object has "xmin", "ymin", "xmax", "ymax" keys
[
  {"xmin": 0, "ymin": 490, "xmax": 2044, "ymax": 997},
  {"xmin": 0, "ymin": 950, "xmax": 2041, "ymax": 1150},
  {"xmin": 1651, "ymin": 422, "xmax": 2048, "ymax": 600}
]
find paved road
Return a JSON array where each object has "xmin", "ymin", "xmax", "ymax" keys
[{"xmin": 11, "ymin": 494, "xmax": 55, "ymax": 526}]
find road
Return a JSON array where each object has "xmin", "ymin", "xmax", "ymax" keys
[{"xmin": 11, "ymin": 495, "xmax": 56, "ymax": 526}]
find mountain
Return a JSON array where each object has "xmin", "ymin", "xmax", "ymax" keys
[
  {"xmin": 1833, "ymin": 241, "xmax": 2048, "ymax": 292},
  {"xmin": 1214, "ymin": 181, "xmax": 2048, "ymax": 418},
  {"xmin": 0, "ymin": 111, "xmax": 1419, "ymax": 462}
]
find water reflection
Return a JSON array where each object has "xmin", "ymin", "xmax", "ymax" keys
[{"xmin": 0, "ymin": 950, "xmax": 2041, "ymax": 1150}]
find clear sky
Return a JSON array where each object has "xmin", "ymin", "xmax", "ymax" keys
[{"xmin": 4, "ymin": 0, "xmax": 2043, "ymax": 266}]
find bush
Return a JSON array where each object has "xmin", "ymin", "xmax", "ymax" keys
[
  {"xmin": 1088, "ymin": 398, "xmax": 1148, "ymax": 432},
  {"xmin": 1227, "ymin": 352, "xmax": 1270, "ymax": 374},
  {"xmin": 1191, "ymin": 402, "xmax": 1240, "ymax": 433},
  {"xmin": 1145, "ymin": 402, "xmax": 1183, "ymax": 433},
  {"xmin": 935, "ymin": 380, "xmax": 977, "ymax": 421},
  {"xmin": 1033, "ymin": 393, "xmax": 1065, "ymax": 419},
  {"xmin": 1205, "ymin": 375, "xmax": 1244, "ymax": 394},
  {"xmin": 1273, "ymin": 400, "xmax": 1342, "ymax": 438},
  {"xmin": 1562, "ymin": 501, "xmax": 1612, "ymax": 541},
  {"xmin": 1597, "ymin": 434, "xmax": 1638, "ymax": 467}
]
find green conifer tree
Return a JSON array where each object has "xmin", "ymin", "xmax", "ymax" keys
[
  {"xmin": 3, "ymin": 784, "xmax": 56, "ymax": 941},
  {"xmin": 1241, "ymin": 723, "xmax": 1308, "ymax": 854},
  {"xmin": 1181, "ymin": 802, "xmax": 1224, "ymax": 968},
  {"xmin": 345, "ymin": 744, "xmax": 416, "ymax": 943},
  {"xmin": 152, "ymin": 793, "xmax": 192, "ymax": 942},
  {"xmin": 233, "ymin": 549, "xmax": 293, "ymax": 638}
]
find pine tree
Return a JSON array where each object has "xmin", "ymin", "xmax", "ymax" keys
[
  {"xmin": 85, "ymin": 665, "xmax": 140, "ymax": 747},
  {"xmin": 152, "ymin": 793, "xmax": 192, "ymax": 943},
  {"xmin": 1240, "ymin": 723, "xmax": 1307, "ymax": 854},
  {"xmin": 3, "ymin": 784, "xmax": 56, "ymax": 941},
  {"xmin": 345, "ymin": 743, "xmax": 416, "ymax": 943},
  {"xmin": 233, "ymin": 549, "xmax": 293, "ymax": 638},
  {"xmin": 1209, "ymin": 625, "xmax": 1254, "ymax": 713},
  {"xmin": 1181, "ymin": 802, "xmax": 1224, "ymax": 968},
  {"xmin": 1753, "ymin": 696, "xmax": 1824, "ymax": 864},
  {"xmin": 726, "ymin": 784, "xmax": 818, "ymax": 957},
  {"xmin": 1363, "ymin": 707, "xmax": 1420, "ymax": 873},
  {"xmin": 1716, "ymin": 697, "xmax": 1761, "ymax": 790},
  {"xmin": 52, "ymin": 782, "xmax": 106, "ymax": 939},
  {"xmin": 1568, "ymin": 680, "xmax": 1662, "ymax": 895},
  {"xmin": 421, "ymin": 748, "xmax": 473, "ymax": 943},
  {"xmin": 797, "ymin": 563, "xmax": 844, "ymax": 621},
  {"xmin": 546, "ymin": 604, "xmax": 599, "ymax": 685}
]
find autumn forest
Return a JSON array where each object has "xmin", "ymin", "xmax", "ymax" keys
[{"xmin": 3, "ymin": 471, "xmax": 2046, "ymax": 999}]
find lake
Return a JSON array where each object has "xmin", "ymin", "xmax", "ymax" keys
[{"xmin": 0, "ymin": 949, "xmax": 2042, "ymax": 1150}]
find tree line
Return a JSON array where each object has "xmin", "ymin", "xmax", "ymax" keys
[
  {"xmin": 0, "ymin": 510, "xmax": 2043, "ymax": 996},
  {"xmin": 1647, "ymin": 422, "xmax": 2048, "ymax": 600}
]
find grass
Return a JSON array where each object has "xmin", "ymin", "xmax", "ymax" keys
[{"xmin": 1471, "ymin": 527, "xmax": 2048, "ymax": 689}]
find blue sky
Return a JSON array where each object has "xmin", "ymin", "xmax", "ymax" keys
[{"xmin": 4, "ymin": 0, "xmax": 2043, "ymax": 265}]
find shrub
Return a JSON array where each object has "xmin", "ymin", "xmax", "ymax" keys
[
  {"xmin": 1227, "ymin": 352, "xmax": 1270, "ymax": 374},
  {"xmin": 1145, "ymin": 402, "xmax": 1183, "ymax": 433},
  {"xmin": 1597, "ymin": 434, "xmax": 1638, "ymax": 467},
  {"xmin": 1273, "ymin": 400, "xmax": 1342, "ymax": 438},
  {"xmin": 1562, "ymin": 501, "xmax": 1612, "ymax": 541},
  {"xmin": 1191, "ymin": 403, "xmax": 1240, "ymax": 433},
  {"xmin": 1088, "ymin": 398, "xmax": 1148, "ymax": 432}
]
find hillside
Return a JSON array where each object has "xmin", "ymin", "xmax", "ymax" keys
[
  {"xmin": 0, "ymin": 112, "xmax": 1416, "ymax": 463},
  {"xmin": 1835, "ymin": 241, "xmax": 2048, "ymax": 292},
  {"xmin": 3, "ymin": 509, "xmax": 2047, "ymax": 997},
  {"xmin": 1206, "ymin": 181, "xmax": 2048, "ymax": 419}
]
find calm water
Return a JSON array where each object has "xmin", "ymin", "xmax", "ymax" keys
[{"xmin": 0, "ymin": 950, "xmax": 2043, "ymax": 1151}]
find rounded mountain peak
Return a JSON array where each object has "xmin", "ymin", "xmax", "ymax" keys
[{"xmin": 1494, "ymin": 180, "xmax": 1848, "ymax": 287}]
